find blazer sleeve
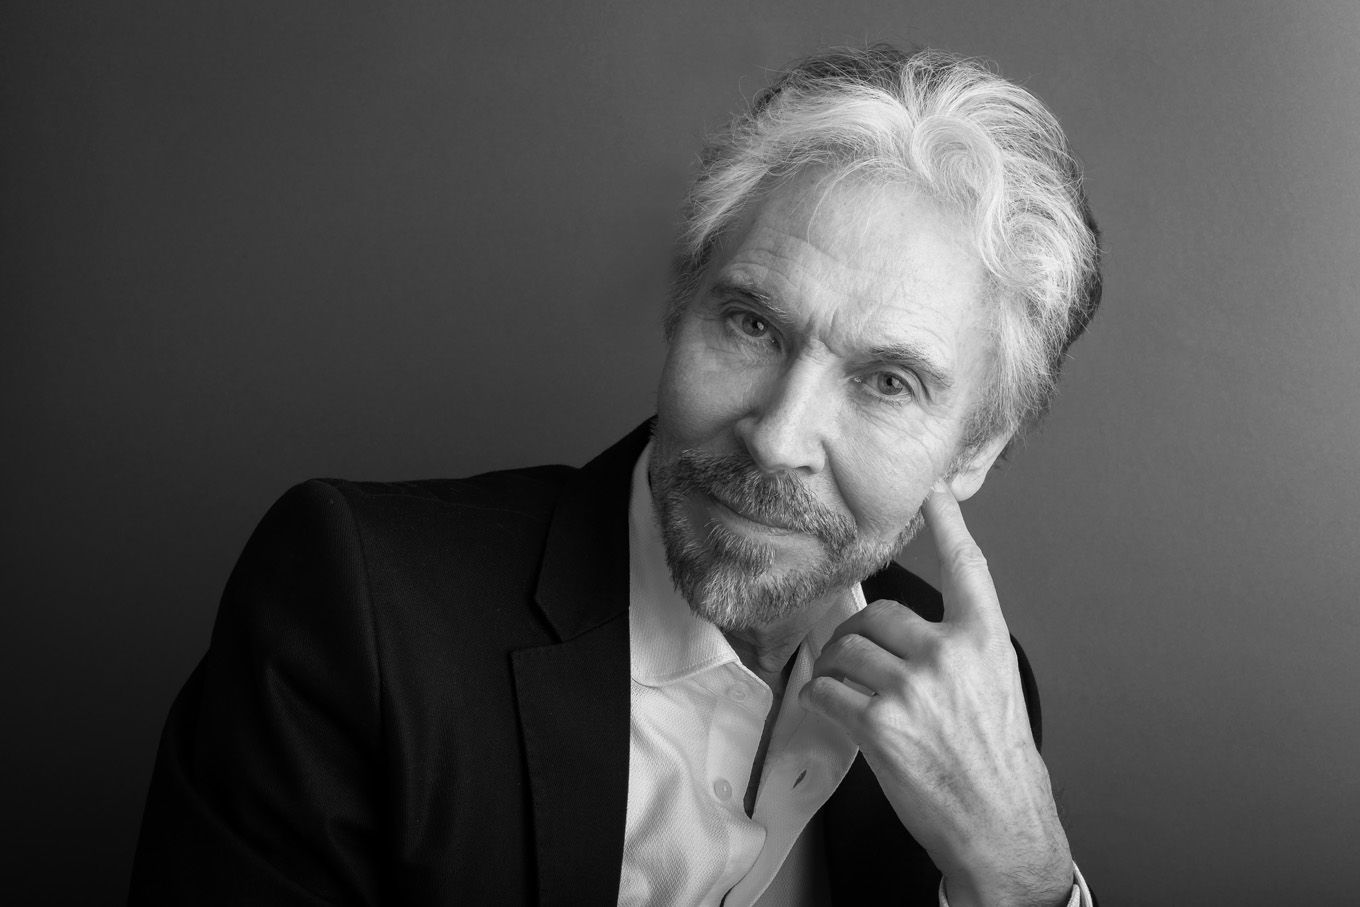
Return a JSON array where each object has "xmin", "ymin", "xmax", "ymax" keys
[{"xmin": 129, "ymin": 481, "xmax": 386, "ymax": 906}]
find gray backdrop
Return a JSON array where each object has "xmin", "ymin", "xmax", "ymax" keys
[{"xmin": 4, "ymin": 1, "xmax": 1359, "ymax": 903}]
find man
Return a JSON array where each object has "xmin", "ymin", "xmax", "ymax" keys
[{"xmin": 131, "ymin": 45, "xmax": 1102, "ymax": 905}]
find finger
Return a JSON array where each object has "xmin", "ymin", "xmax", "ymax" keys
[
  {"xmin": 827, "ymin": 598, "xmax": 934, "ymax": 660},
  {"xmin": 922, "ymin": 484, "xmax": 1006, "ymax": 632},
  {"xmin": 812, "ymin": 631, "xmax": 909, "ymax": 696},
  {"xmin": 799, "ymin": 673, "xmax": 872, "ymax": 732}
]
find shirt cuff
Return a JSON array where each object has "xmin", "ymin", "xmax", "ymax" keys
[{"xmin": 937, "ymin": 862, "xmax": 1091, "ymax": 907}]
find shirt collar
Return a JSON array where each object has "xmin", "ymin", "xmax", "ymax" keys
[{"xmin": 627, "ymin": 441, "xmax": 865, "ymax": 687}]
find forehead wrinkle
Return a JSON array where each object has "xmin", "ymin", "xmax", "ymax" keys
[
  {"xmin": 723, "ymin": 224, "xmax": 905, "ymax": 320},
  {"xmin": 754, "ymin": 188, "xmax": 975, "ymax": 314}
]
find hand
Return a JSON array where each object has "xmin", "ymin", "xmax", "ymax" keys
[{"xmin": 800, "ymin": 484, "xmax": 1073, "ymax": 906}]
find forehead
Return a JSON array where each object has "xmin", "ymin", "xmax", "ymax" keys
[{"xmin": 718, "ymin": 169, "xmax": 984, "ymax": 325}]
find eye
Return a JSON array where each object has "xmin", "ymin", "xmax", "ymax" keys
[
  {"xmin": 855, "ymin": 371, "xmax": 917, "ymax": 403},
  {"xmin": 734, "ymin": 312, "xmax": 770, "ymax": 339},
  {"xmin": 722, "ymin": 310, "xmax": 779, "ymax": 351},
  {"xmin": 874, "ymin": 372, "xmax": 910, "ymax": 397}
]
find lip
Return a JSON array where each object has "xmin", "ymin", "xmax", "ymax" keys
[{"xmin": 704, "ymin": 492, "xmax": 802, "ymax": 536}]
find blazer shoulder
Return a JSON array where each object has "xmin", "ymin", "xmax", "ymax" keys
[
  {"xmin": 265, "ymin": 466, "xmax": 585, "ymax": 639},
  {"xmin": 304, "ymin": 463, "xmax": 577, "ymax": 516},
  {"xmin": 238, "ymin": 467, "xmax": 582, "ymax": 636},
  {"xmin": 263, "ymin": 465, "xmax": 571, "ymax": 545}
]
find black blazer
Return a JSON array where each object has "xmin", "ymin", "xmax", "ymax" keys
[{"xmin": 130, "ymin": 419, "xmax": 1043, "ymax": 905}]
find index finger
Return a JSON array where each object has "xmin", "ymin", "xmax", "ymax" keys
[{"xmin": 922, "ymin": 484, "xmax": 1006, "ymax": 631}]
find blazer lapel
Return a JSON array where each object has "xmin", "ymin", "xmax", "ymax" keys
[{"xmin": 511, "ymin": 420, "xmax": 653, "ymax": 906}]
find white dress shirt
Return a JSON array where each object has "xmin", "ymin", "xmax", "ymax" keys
[{"xmin": 618, "ymin": 443, "xmax": 1090, "ymax": 907}]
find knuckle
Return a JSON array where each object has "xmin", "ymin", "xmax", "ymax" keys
[
  {"xmin": 802, "ymin": 675, "xmax": 834, "ymax": 702},
  {"xmin": 942, "ymin": 626, "xmax": 983, "ymax": 654},
  {"xmin": 914, "ymin": 628, "xmax": 944, "ymax": 660},
  {"xmin": 943, "ymin": 626, "xmax": 1013, "ymax": 665},
  {"xmin": 862, "ymin": 694, "xmax": 909, "ymax": 733},
  {"xmin": 881, "ymin": 668, "xmax": 912, "ymax": 700},
  {"xmin": 801, "ymin": 676, "xmax": 843, "ymax": 715},
  {"xmin": 864, "ymin": 598, "xmax": 902, "ymax": 619},
  {"xmin": 836, "ymin": 632, "xmax": 874, "ymax": 661},
  {"xmin": 991, "ymin": 635, "xmax": 1022, "ymax": 666},
  {"xmin": 821, "ymin": 634, "xmax": 849, "ymax": 662},
  {"xmin": 947, "ymin": 540, "xmax": 988, "ymax": 572},
  {"xmin": 984, "ymin": 625, "xmax": 1014, "ymax": 650}
]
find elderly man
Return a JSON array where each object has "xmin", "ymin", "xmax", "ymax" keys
[{"xmin": 131, "ymin": 45, "xmax": 1101, "ymax": 905}]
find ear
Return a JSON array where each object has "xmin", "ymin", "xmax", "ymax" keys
[{"xmin": 945, "ymin": 432, "xmax": 1012, "ymax": 502}]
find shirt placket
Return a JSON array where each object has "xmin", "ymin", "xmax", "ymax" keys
[
  {"xmin": 728, "ymin": 641, "xmax": 860, "ymax": 907},
  {"xmin": 698, "ymin": 663, "xmax": 773, "ymax": 901}
]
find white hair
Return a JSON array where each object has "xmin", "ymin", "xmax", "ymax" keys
[{"xmin": 667, "ymin": 45, "xmax": 1103, "ymax": 450}]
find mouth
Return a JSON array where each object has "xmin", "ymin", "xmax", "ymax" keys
[{"xmin": 703, "ymin": 491, "xmax": 803, "ymax": 536}]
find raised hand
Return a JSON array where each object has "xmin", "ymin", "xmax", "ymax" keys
[{"xmin": 800, "ymin": 484, "xmax": 1074, "ymax": 906}]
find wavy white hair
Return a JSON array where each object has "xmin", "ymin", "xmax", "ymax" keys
[{"xmin": 667, "ymin": 45, "xmax": 1103, "ymax": 451}]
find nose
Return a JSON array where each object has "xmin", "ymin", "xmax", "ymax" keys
[{"xmin": 734, "ymin": 358, "xmax": 830, "ymax": 476}]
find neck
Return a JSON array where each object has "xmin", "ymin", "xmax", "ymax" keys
[{"xmin": 721, "ymin": 591, "xmax": 840, "ymax": 689}]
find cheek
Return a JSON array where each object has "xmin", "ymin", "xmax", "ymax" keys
[
  {"xmin": 833, "ymin": 431, "xmax": 948, "ymax": 536},
  {"xmin": 656, "ymin": 337, "xmax": 758, "ymax": 448}
]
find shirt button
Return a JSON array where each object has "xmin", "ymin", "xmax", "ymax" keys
[
  {"xmin": 713, "ymin": 779, "xmax": 733, "ymax": 801},
  {"xmin": 729, "ymin": 684, "xmax": 748, "ymax": 702}
]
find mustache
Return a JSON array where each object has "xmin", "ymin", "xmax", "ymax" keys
[{"xmin": 664, "ymin": 450, "xmax": 856, "ymax": 547}]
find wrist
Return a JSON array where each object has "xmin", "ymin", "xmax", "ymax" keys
[{"xmin": 942, "ymin": 844, "xmax": 1074, "ymax": 907}]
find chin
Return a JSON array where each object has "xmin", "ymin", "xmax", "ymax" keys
[{"xmin": 663, "ymin": 517, "xmax": 900, "ymax": 632}]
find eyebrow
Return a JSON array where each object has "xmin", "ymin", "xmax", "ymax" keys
[{"xmin": 708, "ymin": 278, "xmax": 797, "ymax": 323}]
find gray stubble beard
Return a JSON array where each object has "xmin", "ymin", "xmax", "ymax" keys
[{"xmin": 650, "ymin": 450, "xmax": 923, "ymax": 631}]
